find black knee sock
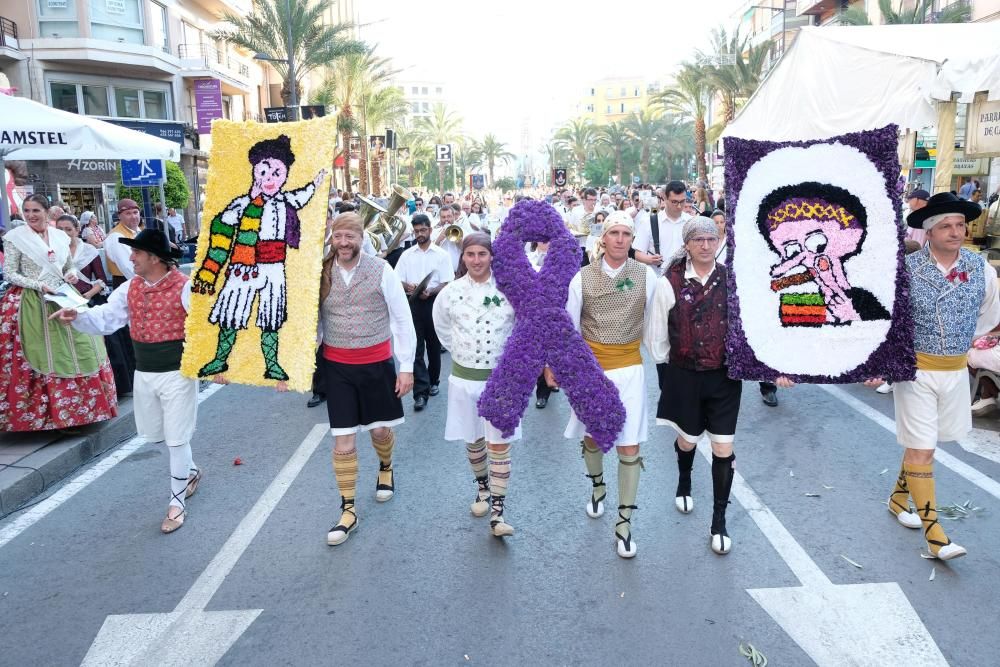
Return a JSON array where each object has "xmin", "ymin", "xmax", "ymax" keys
[
  {"xmin": 675, "ymin": 440, "xmax": 696, "ymax": 498},
  {"xmin": 711, "ymin": 453, "xmax": 736, "ymax": 536}
]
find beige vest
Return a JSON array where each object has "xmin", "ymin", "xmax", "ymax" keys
[
  {"xmin": 321, "ymin": 254, "xmax": 391, "ymax": 348},
  {"xmin": 580, "ymin": 258, "xmax": 646, "ymax": 345},
  {"xmin": 106, "ymin": 222, "xmax": 138, "ymax": 276}
]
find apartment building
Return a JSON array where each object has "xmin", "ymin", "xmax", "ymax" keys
[
  {"xmin": 575, "ymin": 76, "xmax": 669, "ymax": 126},
  {"xmin": 0, "ymin": 0, "xmax": 280, "ymax": 227}
]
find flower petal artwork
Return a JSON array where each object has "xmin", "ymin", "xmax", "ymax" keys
[
  {"xmin": 478, "ymin": 200, "xmax": 626, "ymax": 452},
  {"xmin": 724, "ymin": 125, "xmax": 915, "ymax": 384},
  {"xmin": 181, "ymin": 116, "xmax": 338, "ymax": 391}
]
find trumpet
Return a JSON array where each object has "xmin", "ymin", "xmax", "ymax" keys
[{"xmin": 444, "ymin": 224, "xmax": 464, "ymax": 244}]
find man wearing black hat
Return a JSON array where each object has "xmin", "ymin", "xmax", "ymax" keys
[
  {"xmin": 879, "ymin": 193, "xmax": 1000, "ymax": 561},
  {"xmin": 52, "ymin": 229, "xmax": 204, "ymax": 535}
]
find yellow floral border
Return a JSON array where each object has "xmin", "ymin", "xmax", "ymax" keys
[{"xmin": 180, "ymin": 116, "xmax": 337, "ymax": 392}]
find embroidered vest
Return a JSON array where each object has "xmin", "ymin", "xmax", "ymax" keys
[
  {"xmin": 128, "ymin": 268, "xmax": 188, "ymax": 372},
  {"xmin": 666, "ymin": 261, "xmax": 728, "ymax": 371},
  {"xmin": 107, "ymin": 222, "xmax": 138, "ymax": 276},
  {"xmin": 907, "ymin": 247, "xmax": 986, "ymax": 356},
  {"xmin": 322, "ymin": 254, "xmax": 391, "ymax": 349},
  {"xmin": 580, "ymin": 259, "xmax": 646, "ymax": 345}
]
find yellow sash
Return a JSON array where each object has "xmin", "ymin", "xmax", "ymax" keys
[
  {"xmin": 107, "ymin": 222, "xmax": 137, "ymax": 276},
  {"xmin": 586, "ymin": 339, "xmax": 642, "ymax": 371},
  {"xmin": 915, "ymin": 352, "xmax": 968, "ymax": 371}
]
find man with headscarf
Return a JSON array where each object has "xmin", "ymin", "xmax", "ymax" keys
[
  {"xmin": 433, "ymin": 232, "xmax": 519, "ymax": 537},
  {"xmin": 561, "ymin": 211, "xmax": 658, "ymax": 558},
  {"xmin": 645, "ymin": 216, "xmax": 741, "ymax": 555},
  {"xmin": 317, "ymin": 212, "xmax": 415, "ymax": 546}
]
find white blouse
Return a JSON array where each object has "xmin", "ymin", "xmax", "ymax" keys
[{"xmin": 433, "ymin": 272, "xmax": 515, "ymax": 370}]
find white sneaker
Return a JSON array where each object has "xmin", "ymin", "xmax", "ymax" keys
[
  {"xmin": 971, "ymin": 397, "xmax": 997, "ymax": 417},
  {"xmin": 933, "ymin": 542, "xmax": 967, "ymax": 561},
  {"xmin": 711, "ymin": 533, "xmax": 732, "ymax": 555},
  {"xmin": 875, "ymin": 382, "xmax": 894, "ymax": 394},
  {"xmin": 675, "ymin": 496, "xmax": 694, "ymax": 514},
  {"xmin": 888, "ymin": 503, "xmax": 921, "ymax": 529}
]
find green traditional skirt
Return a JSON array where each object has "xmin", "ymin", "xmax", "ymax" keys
[{"xmin": 18, "ymin": 287, "xmax": 107, "ymax": 378}]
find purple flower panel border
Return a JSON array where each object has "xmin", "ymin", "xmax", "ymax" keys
[{"xmin": 722, "ymin": 124, "xmax": 916, "ymax": 384}]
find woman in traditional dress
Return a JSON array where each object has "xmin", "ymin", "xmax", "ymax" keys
[
  {"xmin": 55, "ymin": 214, "xmax": 108, "ymax": 300},
  {"xmin": 79, "ymin": 210, "xmax": 105, "ymax": 248},
  {"xmin": 0, "ymin": 195, "xmax": 117, "ymax": 431}
]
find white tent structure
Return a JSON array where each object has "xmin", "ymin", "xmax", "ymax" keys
[
  {"xmin": 1, "ymin": 93, "xmax": 181, "ymax": 227},
  {"xmin": 722, "ymin": 23, "xmax": 1000, "ymax": 191}
]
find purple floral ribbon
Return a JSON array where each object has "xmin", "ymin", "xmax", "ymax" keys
[{"xmin": 477, "ymin": 200, "xmax": 626, "ymax": 452}]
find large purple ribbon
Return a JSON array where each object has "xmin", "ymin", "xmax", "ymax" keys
[{"xmin": 477, "ymin": 200, "xmax": 626, "ymax": 452}]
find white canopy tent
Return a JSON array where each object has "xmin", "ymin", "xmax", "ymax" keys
[
  {"xmin": 0, "ymin": 93, "xmax": 181, "ymax": 228},
  {"xmin": 722, "ymin": 23, "xmax": 1000, "ymax": 191}
]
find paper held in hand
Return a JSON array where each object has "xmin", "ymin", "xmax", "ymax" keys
[{"xmin": 43, "ymin": 283, "xmax": 90, "ymax": 312}]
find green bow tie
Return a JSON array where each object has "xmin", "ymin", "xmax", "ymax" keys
[
  {"xmin": 482, "ymin": 295, "xmax": 502, "ymax": 307},
  {"xmin": 615, "ymin": 277, "xmax": 635, "ymax": 292}
]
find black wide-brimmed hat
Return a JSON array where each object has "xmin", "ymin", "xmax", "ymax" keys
[
  {"xmin": 907, "ymin": 191, "xmax": 982, "ymax": 229},
  {"xmin": 120, "ymin": 229, "xmax": 184, "ymax": 261}
]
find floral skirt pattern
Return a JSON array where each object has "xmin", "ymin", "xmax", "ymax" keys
[{"xmin": 0, "ymin": 286, "xmax": 118, "ymax": 431}]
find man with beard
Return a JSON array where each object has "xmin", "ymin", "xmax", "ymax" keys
[
  {"xmin": 396, "ymin": 214, "xmax": 454, "ymax": 411},
  {"xmin": 317, "ymin": 213, "xmax": 415, "ymax": 545}
]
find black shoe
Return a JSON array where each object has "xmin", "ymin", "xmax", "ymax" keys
[
  {"xmin": 414, "ymin": 395, "xmax": 427, "ymax": 411},
  {"xmin": 761, "ymin": 389, "xmax": 778, "ymax": 407},
  {"xmin": 429, "ymin": 384, "xmax": 440, "ymax": 396},
  {"xmin": 551, "ymin": 387, "xmax": 560, "ymax": 393},
  {"xmin": 307, "ymin": 393, "xmax": 326, "ymax": 408},
  {"xmin": 535, "ymin": 397, "xmax": 548, "ymax": 409}
]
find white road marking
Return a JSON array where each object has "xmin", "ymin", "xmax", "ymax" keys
[
  {"xmin": 81, "ymin": 423, "xmax": 328, "ymax": 666},
  {"xmin": 820, "ymin": 385, "xmax": 1000, "ymax": 501},
  {"xmin": 0, "ymin": 382, "xmax": 225, "ymax": 550},
  {"xmin": 695, "ymin": 444, "xmax": 947, "ymax": 665}
]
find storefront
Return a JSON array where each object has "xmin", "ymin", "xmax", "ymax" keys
[
  {"xmin": 909, "ymin": 150, "xmax": 992, "ymax": 196},
  {"xmin": 24, "ymin": 158, "xmax": 120, "ymax": 229}
]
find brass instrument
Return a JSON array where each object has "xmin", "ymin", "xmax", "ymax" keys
[
  {"xmin": 444, "ymin": 224, "xmax": 464, "ymax": 244},
  {"xmin": 362, "ymin": 184, "xmax": 412, "ymax": 255}
]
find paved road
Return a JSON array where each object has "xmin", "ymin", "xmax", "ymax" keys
[{"xmin": 1, "ymin": 358, "xmax": 998, "ymax": 666}]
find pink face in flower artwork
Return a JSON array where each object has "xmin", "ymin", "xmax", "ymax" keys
[
  {"xmin": 251, "ymin": 158, "xmax": 289, "ymax": 198},
  {"xmin": 759, "ymin": 186, "xmax": 888, "ymax": 325}
]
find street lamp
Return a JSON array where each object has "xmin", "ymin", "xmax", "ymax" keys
[{"xmin": 253, "ymin": 0, "xmax": 297, "ymax": 120}]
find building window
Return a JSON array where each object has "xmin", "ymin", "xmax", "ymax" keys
[
  {"xmin": 586, "ymin": 104, "xmax": 594, "ymax": 113},
  {"xmin": 620, "ymin": 87, "xmax": 626, "ymax": 97},
  {"xmin": 83, "ymin": 85, "xmax": 110, "ymax": 115},
  {"xmin": 606, "ymin": 104, "xmax": 611, "ymax": 114},
  {"xmin": 398, "ymin": 86, "xmax": 405, "ymax": 93},
  {"xmin": 590, "ymin": 87, "xmax": 595, "ymax": 96},
  {"xmin": 422, "ymin": 101, "xmax": 429, "ymax": 112},
  {"xmin": 411, "ymin": 102, "xmax": 420, "ymax": 113},
  {"xmin": 49, "ymin": 79, "xmax": 172, "ymax": 119},
  {"xmin": 149, "ymin": 2, "xmax": 169, "ymax": 52},
  {"xmin": 411, "ymin": 86, "xmax": 419, "ymax": 94},
  {"xmin": 634, "ymin": 87, "xmax": 640, "ymax": 96},
  {"xmin": 620, "ymin": 103, "xmax": 625, "ymax": 113},
  {"xmin": 421, "ymin": 86, "xmax": 428, "ymax": 95},
  {"xmin": 605, "ymin": 87, "xmax": 612, "ymax": 98},
  {"xmin": 89, "ymin": 0, "xmax": 144, "ymax": 44},
  {"xmin": 37, "ymin": 0, "xmax": 79, "ymax": 37},
  {"xmin": 50, "ymin": 82, "xmax": 79, "ymax": 113},
  {"xmin": 436, "ymin": 86, "xmax": 442, "ymax": 94}
]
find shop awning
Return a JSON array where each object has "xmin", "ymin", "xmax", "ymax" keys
[
  {"xmin": 723, "ymin": 23, "xmax": 1000, "ymax": 141},
  {"xmin": 0, "ymin": 94, "xmax": 180, "ymax": 161}
]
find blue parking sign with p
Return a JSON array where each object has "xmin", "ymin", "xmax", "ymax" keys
[{"xmin": 121, "ymin": 159, "xmax": 166, "ymax": 186}]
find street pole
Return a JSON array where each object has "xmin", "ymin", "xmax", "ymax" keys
[
  {"xmin": 285, "ymin": 0, "xmax": 297, "ymax": 121},
  {"xmin": 933, "ymin": 98, "xmax": 958, "ymax": 194},
  {"xmin": 0, "ymin": 153, "xmax": 10, "ymax": 232}
]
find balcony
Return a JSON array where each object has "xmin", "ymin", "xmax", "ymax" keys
[
  {"xmin": 797, "ymin": 0, "xmax": 840, "ymax": 16},
  {"xmin": 178, "ymin": 43, "xmax": 252, "ymax": 95},
  {"xmin": 0, "ymin": 16, "xmax": 25, "ymax": 62}
]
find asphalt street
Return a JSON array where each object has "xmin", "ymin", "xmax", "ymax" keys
[{"xmin": 1, "ymin": 357, "xmax": 999, "ymax": 666}]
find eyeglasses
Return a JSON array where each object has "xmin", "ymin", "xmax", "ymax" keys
[
  {"xmin": 667, "ymin": 198, "xmax": 686, "ymax": 205},
  {"xmin": 689, "ymin": 236, "xmax": 719, "ymax": 246}
]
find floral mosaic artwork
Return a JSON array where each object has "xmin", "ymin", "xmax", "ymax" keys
[
  {"xmin": 181, "ymin": 116, "xmax": 337, "ymax": 392},
  {"xmin": 724, "ymin": 125, "xmax": 915, "ymax": 384},
  {"xmin": 478, "ymin": 200, "xmax": 626, "ymax": 452}
]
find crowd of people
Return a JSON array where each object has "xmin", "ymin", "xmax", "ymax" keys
[{"xmin": 0, "ymin": 173, "xmax": 996, "ymax": 565}]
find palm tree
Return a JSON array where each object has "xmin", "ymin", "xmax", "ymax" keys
[
  {"xmin": 394, "ymin": 125, "xmax": 431, "ymax": 189},
  {"xmin": 839, "ymin": 0, "xmax": 970, "ymax": 24},
  {"xmin": 313, "ymin": 48, "xmax": 398, "ymax": 195},
  {"xmin": 467, "ymin": 134, "xmax": 515, "ymax": 186},
  {"xmin": 596, "ymin": 122, "xmax": 629, "ymax": 186},
  {"xmin": 654, "ymin": 63, "xmax": 712, "ymax": 182},
  {"xmin": 625, "ymin": 109, "xmax": 664, "ymax": 183},
  {"xmin": 554, "ymin": 119, "xmax": 596, "ymax": 182},
  {"xmin": 659, "ymin": 117, "xmax": 694, "ymax": 181},
  {"xmin": 213, "ymin": 0, "xmax": 364, "ymax": 107},
  {"xmin": 362, "ymin": 86, "xmax": 409, "ymax": 195},
  {"xmin": 415, "ymin": 103, "xmax": 463, "ymax": 190}
]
